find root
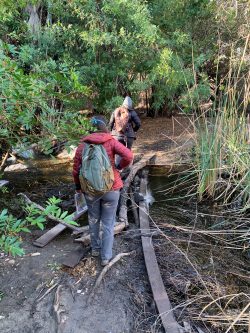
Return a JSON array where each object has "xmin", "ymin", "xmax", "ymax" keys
[{"xmin": 88, "ymin": 251, "xmax": 135, "ymax": 302}]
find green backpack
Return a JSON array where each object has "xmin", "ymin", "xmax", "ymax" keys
[{"xmin": 79, "ymin": 143, "xmax": 114, "ymax": 196}]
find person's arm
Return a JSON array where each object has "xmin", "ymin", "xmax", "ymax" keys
[
  {"xmin": 131, "ymin": 110, "xmax": 141, "ymax": 132},
  {"xmin": 113, "ymin": 140, "xmax": 133, "ymax": 169},
  {"xmin": 109, "ymin": 112, "xmax": 115, "ymax": 131},
  {"xmin": 72, "ymin": 144, "xmax": 83, "ymax": 192}
]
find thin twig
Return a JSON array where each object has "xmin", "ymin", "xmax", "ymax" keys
[
  {"xmin": 36, "ymin": 283, "xmax": 58, "ymax": 303},
  {"xmin": 0, "ymin": 150, "xmax": 9, "ymax": 172}
]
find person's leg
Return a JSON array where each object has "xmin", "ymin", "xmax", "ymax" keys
[
  {"xmin": 117, "ymin": 136, "xmax": 126, "ymax": 146},
  {"xmin": 126, "ymin": 137, "xmax": 134, "ymax": 150},
  {"xmin": 115, "ymin": 137, "xmax": 126, "ymax": 166},
  {"xmin": 100, "ymin": 191, "xmax": 120, "ymax": 261},
  {"xmin": 85, "ymin": 194, "xmax": 102, "ymax": 252}
]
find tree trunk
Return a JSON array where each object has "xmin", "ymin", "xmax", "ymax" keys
[{"xmin": 26, "ymin": 3, "xmax": 41, "ymax": 35}]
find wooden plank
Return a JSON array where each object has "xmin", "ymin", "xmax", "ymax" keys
[
  {"xmin": 33, "ymin": 223, "xmax": 67, "ymax": 247},
  {"xmin": 139, "ymin": 176, "xmax": 182, "ymax": 333},
  {"xmin": 33, "ymin": 207, "xmax": 88, "ymax": 248}
]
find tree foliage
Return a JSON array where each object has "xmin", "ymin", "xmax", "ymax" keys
[{"xmin": 0, "ymin": 0, "xmax": 249, "ymax": 154}]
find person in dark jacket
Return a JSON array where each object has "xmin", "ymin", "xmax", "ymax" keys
[
  {"xmin": 73, "ymin": 116, "xmax": 133, "ymax": 266},
  {"xmin": 109, "ymin": 96, "xmax": 141, "ymax": 149}
]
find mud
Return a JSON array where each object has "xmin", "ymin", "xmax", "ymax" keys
[{"xmin": 0, "ymin": 228, "xmax": 159, "ymax": 333}]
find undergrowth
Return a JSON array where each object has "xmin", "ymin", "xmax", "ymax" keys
[{"xmin": 0, "ymin": 196, "xmax": 78, "ymax": 256}]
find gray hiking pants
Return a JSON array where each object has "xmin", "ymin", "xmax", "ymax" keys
[
  {"xmin": 117, "ymin": 136, "xmax": 134, "ymax": 150},
  {"xmin": 115, "ymin": 136, "xmax": 134, "ymax": 167},
  {"xmin": 85, "ymin": 191, "xmax": 120, "ymax": 260}
]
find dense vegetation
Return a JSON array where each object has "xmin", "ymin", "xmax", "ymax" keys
[
  {"xmin": 0, "ymin": 3, "xmax": 249, "ymax": 332},
  {"xmin": 0, "ymin": 1, "xmax": 249, "ymax": 250},
  {"xmin": 0, "ymin": 0, "xmax": 248, "ymax": 154}
]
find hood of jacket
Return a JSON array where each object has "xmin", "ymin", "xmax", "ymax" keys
[{"xmin": 81, "ymin": 132, "xmax": 113, "ymax": 144}]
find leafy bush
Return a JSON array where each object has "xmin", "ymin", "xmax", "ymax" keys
[
  {"xmin": 0, "ymin": 41, "xmax": 92, "ymax": 155},
  {"xmin": 179, "ymin": 79, "xmax": 211, "ymax": 113},
  {"xmin": 0, "ymin": 197, "xmax": 78, "ymax": 256}
]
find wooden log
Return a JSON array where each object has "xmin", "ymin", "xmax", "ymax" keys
[
  {"xmin": 33, "ymin": 223, "xmax": 68, "ymax": 248},
  {"xmin": 129, "ymin": 190, "xmax": 140, "ymax": 227},
  {"xmin": 74, "ymin": 222, "xmax": 126, "ymax": 245},
  {"xmin": 139, "ymin": 175, "xmax": 182, "ymax": 333},
  {"xmin": 118, "ymin": 153, "xmax": 155, "ymax": 226}
]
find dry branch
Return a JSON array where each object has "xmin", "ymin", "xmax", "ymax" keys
[
  {"xmin": 36, "ymin": 282, "xmax": 58, "ymax": 303},
  {"xmin": 88, "ymin": 251, "xmax": 135, "ymax": 301},
  {"xmin": 53, "ymin": 285, "xmax": 63, "ymax": 325},
  {"xmin": 19, "ymin": 193, "xmax": 84, "ymax": 232},
  {"xmin": 0, "ymin": 151, "xmax": 9, "ymax": 172}
]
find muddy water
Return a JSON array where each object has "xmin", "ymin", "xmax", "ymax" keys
[
  {"xmin": 1, "ymin": 158, "xmax": 88, "ymax": 225},
  {"xmin": 4, "ymin": 158, "xmax": 73, "ymax": 193}
]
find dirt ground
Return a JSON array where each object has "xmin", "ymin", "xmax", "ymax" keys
[
  {"xmin": 133, "ymin": 115, "xmax": 194, "ymax": 165},
  {"xmin": 0, "ymin": 228, "xmax": 161, "ymax": 333},
  {"xmin": 0, "ymin": 116, "xmax": 194, "ymax": 333}
]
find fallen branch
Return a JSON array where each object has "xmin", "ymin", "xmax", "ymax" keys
[
  {"xmin": 0, "ymin": 151, "xmax": 9, "ymax": 172},
  {"xmin": 19, "ymin": 193, "xmax": 84, "ymax": 232},
  {"xmin": 36, "ymin": 282, "xmax": 58, "ymax": 303},
  {"xmin": 194, "ymin": 325, "xmax": 207, "ymax": 333},
  {"xmin": 53, "ymin": 284, "xmax": 64, "ymax": 325},
  {"xmin": 88, "ymin": 251, "xmax": 135, "ymax": 302},
  {"xmin": 74, "ymin": 222, "xmax": 126, "ymax": 245}
]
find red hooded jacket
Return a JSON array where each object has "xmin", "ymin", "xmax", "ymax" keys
[{"xmin": 73, "ymin": 132, "xmax": 133, "ymax": 191}]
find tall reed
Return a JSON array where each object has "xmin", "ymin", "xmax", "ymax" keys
[{"xmin": 193, "ymin": 39, "xmax": 250, "ymax": 209}]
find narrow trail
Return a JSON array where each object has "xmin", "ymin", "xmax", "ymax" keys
[{"xmin": 0, "ymin": 116, "xmax": 193, "ymax": 333}]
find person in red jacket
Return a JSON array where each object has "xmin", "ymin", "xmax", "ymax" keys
[{"xmin": 73, "ymin": 116, "xmax": 133, "ymax": 266}]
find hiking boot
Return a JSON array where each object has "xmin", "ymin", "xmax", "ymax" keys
[
  {"xmin": 91, "ymin": 249, "xmax": 100, "ymax": 257},
  {"xmin": 101, "ymin": 259, "xmax": 110, "ymax": 266}
]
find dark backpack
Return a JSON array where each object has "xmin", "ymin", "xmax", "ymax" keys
[{"xmin": 79, "ymin": 143, "xmax": 114, "ymax": 196}]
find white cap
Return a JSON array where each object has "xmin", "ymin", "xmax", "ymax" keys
[{"xmin": 122, "ymin": 96, "xmax": 133, "ymax": 110}]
